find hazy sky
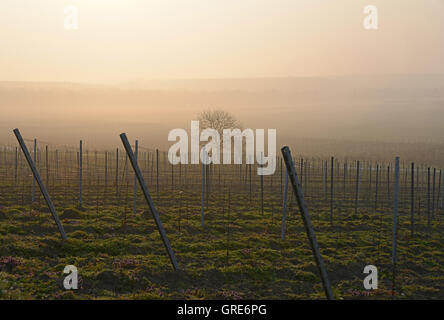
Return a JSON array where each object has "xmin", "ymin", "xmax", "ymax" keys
[{"xmin": 0, "ymin": 0, "xmax": 443, "ymax": 83}]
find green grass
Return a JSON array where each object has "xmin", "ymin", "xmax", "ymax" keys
[{"xmin": 0, "ymin": 162, "xmax": 443, "ymax": 300}]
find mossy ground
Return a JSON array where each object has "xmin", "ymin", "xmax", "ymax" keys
[{"xmin": 0, "ymin": 168, "xmax": 443, "ymax": 300}]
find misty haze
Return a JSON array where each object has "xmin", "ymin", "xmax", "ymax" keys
[
  {"xmin": 1, "ymin": 74, "xmax": 444, "ymax": 164},
  {"xmin": 1, "ymin": 0, "xmax": 444, "ymax": 302}
]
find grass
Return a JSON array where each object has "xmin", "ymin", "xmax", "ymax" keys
[{"xmin": 0, "ymin": 159, "xmax": 443, "ymax": 300}]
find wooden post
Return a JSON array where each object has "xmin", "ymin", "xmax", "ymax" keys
[
  {"xmin": 417, "ymin": 166, "xmax": 420, "ymax": 216},
  {"xmin": 79, "ymin": 140, "xmax": 83, "ymax": 208},
  {"xmin": 32, "ymin": 139, "xmax": 37, "ymax": 202},
  {"xmin": 206, "ymin": 163, "xmax": 210, "ymax": 209},
  {"xmin": 45, "ymin": 145, "xmax": 49, "ymax": 187},
  {"xmin": 14, "ymin": 147, "xmax": 18, "ymax": 187},
  {"xmin": 437, "ymin": 170, "xmax": 442, "ymax": 211},
  {"xmin": 368, "ymin": 163, "xmax": 372, "ymax": 206},
  {"xmin": 330, "ymin": 156, "xmax": 334, "ymax": 224},
  {"xmin": 440, "ymin": 170, "xmax": 444, "ymax": 209},
  {"xmin": 300, "ymin": 158, "xmax": 304, "ymax": 189},
  {"xmin": 355, "ymin": 161, "xmax": 360, "ymax": 215},
  {"xmin": 427, "ymin": 167, "xmax": 431, "ymax": 235},
  {"xmin": 13, "ymin": 129, "xmax": 67, "ymax": 240},
  {"xmin": 280, "ymin": 158, "xmax": 283, "ymax": 199},
  {"xmin": 249, "ymin": 159, "xmax": 252, "ymax": 202},
  {"xmin": 133, "ymin": 140, "xmax": 138, "ymax": 214},
  {"xmin": 2, "ymin": 147, "xmax": 5, "ymax": 178},
  {"xmin": 201, "ymin": 148, "xmax": 206, "ymax": 228},
  {"xmin": 375, "ymin": 164, "xmax": 379, "ymax": 211},
  {"xmin": 392, "ymin": 157, "xmax": 400, "ymax": 296},
  {"xmin": 343, "ymin": 162, "xmax": 347, "ymax": 201},
  {"xmin": 432, "ymin": 168, "xmax": 436, "ymax": 219},
  {"xmin": 387, "ymin": 165, "xmax": 391, "ymax": 207},
  {"xmin": 260, "ymin": 153, "xmax": 264, "ymax": 215},
  {"xmin": 171, "ymin": 159, "xmax": 174, "ymax": 192},
  {"xmin": 281, "ymin": 169, "xmax": 289, "ymax": 240},
  {"xmin": 55, "ymin": 149, "xmax": 59, "ymax": 186},
  {"xmin": 226, "ymin": 189, "xmax": 231, "ymax": 264},
  {"xmin": 281, "ymin": 146, "xmax": 334, "ymax": 300},
  {"xmin": 151, "ymin": 151, "xmax": 154, "ymax": 186},
  {"xmin": 125, "ymin": 153, "xmax": 129, "ymax": 185},
  {"xmin": 120, "ymin": 133, "xmax": 179, "ymax": 271},
  {"xmin": 116, "ymin": 148, "xmax": 119, "ymax": 197},
  {"xmin": 304, "ymin": 159, "xmax": 309, "ymax": 196},
  {"xmin": 156, "ymin": 149, "xmax": 159, "ymax": 201},
  {"xmin": 105, "ymin": 151, "xmax": 108, "ymax": 191},
  {"xmin": 410, "ymin": 163, "xmax": 414, "ymax": 236},
  {"xmin": 323, "ymin": 160, "xmax": 327, "ymax": 201}
]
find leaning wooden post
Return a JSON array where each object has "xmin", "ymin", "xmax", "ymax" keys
[
  {"xmin": 392, "ymin": 157, "xmax": 400, "ymax": 296},
  {"xmin": 13, "ymin": 129, "xmax": 67, "ymax": 240},
  {"xmin": 120, "ymin": 133, "xmax": 179, "ymax": 271},
  {"xmin": 79, "ymin": 140, "xmax": 83, "ymax": 208},
  {"xmin": 133, "ymin": 140, "xmax": 138, "ymax": 214},
  {"xmin": 281, "ymin": 146, "xmax": 334, "ymax": 300}
]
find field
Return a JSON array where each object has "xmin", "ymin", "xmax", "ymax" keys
[{"xmin": 0, "ymin": 144, "xmax": 443, "ymax": 300}]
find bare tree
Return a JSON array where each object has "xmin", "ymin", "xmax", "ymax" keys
[
  {"xmin": 198, "ymin": 109, "xmax": 241, "ymax": 136},
  {"xmin": 197, "ymin": 109, "xmax": 245, "ymax": 164}
]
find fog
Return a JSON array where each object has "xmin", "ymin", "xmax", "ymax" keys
[{"xmin": 1, "ymin": 74, "xmax": 444, "ymax": 163}]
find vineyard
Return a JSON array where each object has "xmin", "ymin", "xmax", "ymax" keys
[{"xmin": 0, "ymin": 133, "xmax": 443, "ymax": 300}]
